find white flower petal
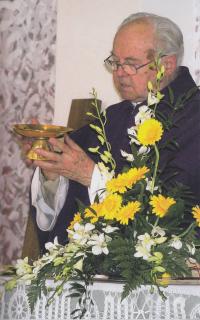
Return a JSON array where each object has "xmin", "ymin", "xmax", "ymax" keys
[{"xmin": 92, "ymin": 246, "xmax": 102, "ymax": 255}]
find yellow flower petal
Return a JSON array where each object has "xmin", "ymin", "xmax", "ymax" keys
[
  {"xmin": 137, "ymin": 119, "xmax": 163, "ymax": 146},
  {"xmin": 106, "ymin": 166, "xmax": 149, "ymax": 194},
  {"xmin": 68, "ymin": 212, "xmax": 82, "ymax": 230},
  {"xmin": 192, "ymin": 205, "xmax": 200, "ymax": 227},
  {"xmin": 100, "ymin": 194, "xmax": 122, "ymax": 220},
  {"xmin": 116, "ymin": 201, "xmax": 141, "ymax": 225},
  {"xmin": 157, "ymin": 272, "xmax": 171, "ymax": 286},
  {"xmin": 84, "ymin": 203, "xmax": 104, "ymax": 223},
  {"xmin": 150, "ymin": 194, "xmax": 176, "ymax": 218}
]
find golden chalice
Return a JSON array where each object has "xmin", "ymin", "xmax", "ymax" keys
[{"xmin": 13, "ymin": 124, "xmax": 72, "ymax": 160}]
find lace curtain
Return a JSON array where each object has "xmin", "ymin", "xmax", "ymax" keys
[{"xmin": 0, "ymin": 0, "xmax": 56, "ymax": 264}]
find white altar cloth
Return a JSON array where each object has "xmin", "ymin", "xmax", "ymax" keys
[{"xmin": 1, "ymin": 279, "xmax": 200, "ymax": 320}]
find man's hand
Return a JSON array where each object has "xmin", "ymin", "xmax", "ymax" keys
[{"xmin": 33, "ymin": 135, "xmax": 95, "ymax": 187}]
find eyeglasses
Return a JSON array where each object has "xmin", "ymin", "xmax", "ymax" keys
[{"xmin": 104, "ymin": 55, "xmax": 152, "ymax": 75}]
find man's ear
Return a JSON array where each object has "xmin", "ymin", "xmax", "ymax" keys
[{"xmin": 162, "ymin": 55, "xmax": 177, "ymax": 76}]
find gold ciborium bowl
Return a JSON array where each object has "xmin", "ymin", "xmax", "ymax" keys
[{"xmin": 13, "ymin": 124, "xmax": 72, "ymax": 160}]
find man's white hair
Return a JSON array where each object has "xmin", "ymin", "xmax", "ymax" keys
[{"xmin": 119, "ymin": 12, "xmax": 184, "ymax": 67}]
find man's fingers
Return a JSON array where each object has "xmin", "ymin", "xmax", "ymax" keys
[
  {"xmin": 34, "ymin": 148, "xmax": 61, "ymax": 162},
  {"xmin": 49, "ymin": 137, "xmax": 71, "ymax": 153}
]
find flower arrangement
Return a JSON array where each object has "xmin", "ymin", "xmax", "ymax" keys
[{"xmin": 4, "ymin": 58, "xmax": 200, "ymax": 319}]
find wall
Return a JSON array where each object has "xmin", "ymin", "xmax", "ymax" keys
[
  {"xmin": 54, "ymin": 0, "xmax": 200, "ymax": 126},
  {"xmin": 0, "ymin": 0, "xmax": 56, "ymax": 264},
  {"xmin": 54, "ymin": 0, "xmax": 140, "ymax": 125}
]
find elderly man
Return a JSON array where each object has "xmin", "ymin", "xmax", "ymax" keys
[{"xmin": 28, "ymin": 12, "xmax": 200, "ymax": 251}]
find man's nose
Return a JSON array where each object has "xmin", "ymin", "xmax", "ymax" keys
[{"xmin": 115, "ymin": 64, "xmax": 127, "ymax": 76}]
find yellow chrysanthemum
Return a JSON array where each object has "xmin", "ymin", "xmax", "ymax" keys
[
  {"xmin": 150, "ymin": 194, "xmax": 176, "ymax": 218},
  {"xmin": 106, "ymin": 173, "xmax": 128, "ymax": 194},
  {"xmin": 126, "ymin": 166, "xmax": 150, "ymax": 187},
  {"xmin": 116, "ymin": 201, "xmax": 141, "ymax": 225},
  {"xmin": 84, "ymin": 202, "xmax": 104, "ymax": 223},
  {"xmin": 137, "ymin": 118, "xmax": 163, "ymax": 146},
  {"xmin": 100, "ymin": 194, "xmax": 122, "ymax": 220},
  {"xmin": 106, "ymin": 166, "xmax": 149, "ymax": 194},
  {"xmin": 68, "ymin": 212, "xmax": 82, "ymax": 230},
  {"xmin": 192, "ymin": 205, "xmax": 200, "ymax": 227}
]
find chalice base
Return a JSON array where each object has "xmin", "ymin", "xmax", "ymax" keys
[{"xmin": 27, "ymin": 139, "xmax": 51, "ymax": 160}]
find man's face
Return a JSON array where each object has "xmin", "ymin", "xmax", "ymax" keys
[{"xmin": 112, "ymin": 22, "xmax": 157, "ymax": 102}]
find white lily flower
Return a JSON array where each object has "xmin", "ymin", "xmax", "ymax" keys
[
  {"xmin": 134, "ymin": 245, "xmax": 152, "ymax": 260},
  {"xmin": 120, "ymin": 150, "xmax": 134, "ymax": 162},
  {"xmin": 74, "ymin": 222, "xmax": 95, "ymax": 233},
  {"xmin": 170, "ymin": 235, "xmax": 182, "ymax": 250},
  {"xmin": 67, "ymin": 223, "xmax": 95, "ymax": 246},
  {"xmin": 74, "ymin": 258, "xmax": 84, "ymax": 271},
  {"xmin": 45, "ymin": 237, "xmax": 59, "ymax": 252},
  {"xmin": 17, "ymin": 273, "xmax": 36, "ymax": 285},
  {"xmin": 102, "ymin": 225, "xmax": 119, "ymax": 234},
  {"xmin": 16, "ymin": 257, "xmax": 32, "ymax": 276},
  {"xmin": 137, "ymin": 233, "xmax": 155, "ymax": 251},
  {"xmin": 32, "ymin": 259, "xmax": 46, "ymax": 276},
  {"xmin": 87, "ymin": 233, "xmax": 110, "ymax": 255}
]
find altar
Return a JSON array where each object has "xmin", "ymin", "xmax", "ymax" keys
[{"xmin": 1, "ymin": 278, "xmax": 200, "ymax": 320}]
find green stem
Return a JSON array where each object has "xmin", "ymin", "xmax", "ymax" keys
[
  {"xmin": 153, "ymin": 216, "xmax": 160, "ymax": 228},
  {"xmin": 138, "ymin": 181, "xmax": 145, "ymax": 202},
  {"xmin": 92, "ymin": 89, "xmax": 116, "ymax": 170},
  {"xmin": 150, "ymin": 144, "xmax": 159, "ymax": 194},
  {"xmin": 179, "ymin": 221, "xmax": 196, "ymax": 238}
]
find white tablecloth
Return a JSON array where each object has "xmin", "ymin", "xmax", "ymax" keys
[{"xmin": 1, "ymin": 278, "xmax": 200, "ymax": 320}]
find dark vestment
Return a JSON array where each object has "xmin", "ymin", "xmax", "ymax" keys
[{"xmin": 33, "ymin": 67, "xmax": 200, "ymax": 252}]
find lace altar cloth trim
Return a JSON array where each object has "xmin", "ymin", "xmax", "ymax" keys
[{"xmin": 0, "ymin": 280, "xmax": 200, "ymax": 320}]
